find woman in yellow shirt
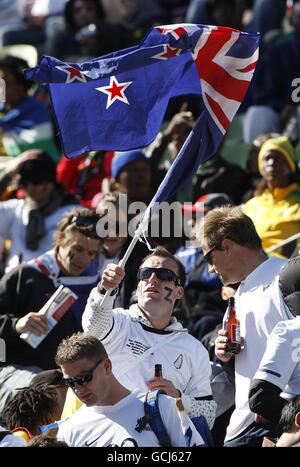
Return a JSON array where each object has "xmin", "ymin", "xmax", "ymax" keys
[{"xmin": 243, "ymin": 136, "xmax": 300, "ymax": 258}]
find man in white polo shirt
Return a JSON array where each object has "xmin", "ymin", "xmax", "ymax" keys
[
  {"xmin": 198, "ymin": 206, "xmax": 293, "ymax": 446},
  {"xmin": 249, "ymin": 257, "xmax": 300, "ymax": 429}
]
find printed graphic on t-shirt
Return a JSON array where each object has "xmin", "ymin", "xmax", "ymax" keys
[
  {"xmin": 85, "ymin": 434, "xmax": 139, "ymax": 447},
  {"xmin": 173, "ymin": 354, "xmax": 183, "ymax": 369},
  {"xmin": 125, "ymin": 338, "xmax": 150, "ymax": 356}
]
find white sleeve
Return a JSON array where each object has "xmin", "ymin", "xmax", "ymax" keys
[
  {"xmin": 82, "ymin": 287, "xmax": 130, "ymax": 348},
  {"xmin": 254, "ymin": 321, "xmax": 297, "ymax": 390},
  {"xmin": 0, "ymin": 200, "xmax": 18, "ymax": 239},
  {"xmin": 82, "ymin": 287, "xmax": 116, "ymax": 339},
  {"xmin": 181, "ymin": 341, "xmax": 216, "ymax": 428},
  {"xmin": 181, "ymin": 395, "xmax": 216, "ymax": 430},
  {"xmin": 158, "ymin": 395, "xmax": 205, "ymax": 447},
  {"xmin": 186, "ymin": 342, "xmax": 213, "ymax": 398}
]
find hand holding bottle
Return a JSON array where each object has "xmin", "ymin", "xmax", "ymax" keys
[
  {"xmin": 216, "ymin": 297, "xmax": 243, "ymax": 361},
  {"xmin": 148, "ymin": 364, "xmax": 181, "ymax": 398},
  {"xmin": 215, "ymin": 329, "xmax": 233, "ymax": 362}
]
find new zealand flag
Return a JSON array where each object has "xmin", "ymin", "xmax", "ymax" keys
[{"xmin": 25, "ymin": 23, "xmax": 259, "ymax": 201}]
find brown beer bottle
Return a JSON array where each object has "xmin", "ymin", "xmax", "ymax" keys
[
  {"xmin": 154, "ymin": 364, "xmax": 163, "ymax": 380},
  {"xmin": 225, "ymin": 297, "xmax": 241, "ymax": 355}
]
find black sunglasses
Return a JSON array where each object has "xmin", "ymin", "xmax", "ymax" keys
[
  {"xmin": 62, "ymin": 359, "xmax": 102, "ymax": 388},
  {"xmin": 203, "ymin": 245, "xmax": 221, "ymax": 265},
  {"xmin": 137, "ymin": 267, "xmax": 181, "ymax": 286}
]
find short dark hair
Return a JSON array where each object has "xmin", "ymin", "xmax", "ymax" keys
[
  {"xmin": 4, "ymin": 386, "xmax": 59, "ymax": 435},
  {"xmin": 27, "ymin": 432, "xmax": 69, "ymax": 447},
  {"xmin": 30, "ymin": 369, "xmax": 64, "ymax": 388},
  {"xmin": 55, "ymin": 332, "xmax": 108, "ymax": 366},
  {"xmin": 139, "ymin": 246, "xmax": 186, "ymax": 287},
  {"xmin": 65, "ymin": 0, "xmax": 104, "ymax": 31},
  {"xmin": 277, "ymin": 396, "xmax": 300, "ymax": 436},
  {"xmin": 197, "ymin": 206, "xmax": 262, "ymax": 251},
  {"xmin": 18, "ymin": 151, "xmax": 56, "ymax": 186},
  {"xmin": 0, "ymin": 55, "xmax": 32, "ymax": 90}
]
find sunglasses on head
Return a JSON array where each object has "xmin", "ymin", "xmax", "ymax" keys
[
  {"xmin": 70, "ymin": 215, "xmax": 100, "ymax": 227},
  {"xmin": 137, "ymin": 267, "xmax": 181, "ymax": 285},
  {"xmin": 62, "ymin": 359, "xmax": 102, "ymax": 388}
]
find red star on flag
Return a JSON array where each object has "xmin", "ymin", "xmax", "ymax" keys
[
  {"xmin": 152, "ymin": 45, "xmax": 181, "ymax": 60},
  {"xmin": 57, "ymin": 66, "xmax": 87, "ymax": 83},
  {"xmin": 96, "ymin": 76, "xmax": 133, "ymax": 109}
]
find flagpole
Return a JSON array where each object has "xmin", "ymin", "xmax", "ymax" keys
[
  {"xmin": 96, "ymin": 114, "xmax": 226, "ymax": 310},
  {"xmin": 265, "ymin": 231, "xmax": 300, "ymax": 254},
  {"xmin": 98, "ymin": 206, "xmax": 152, "ymax": 308}
]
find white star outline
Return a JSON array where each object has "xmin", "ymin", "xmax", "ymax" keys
[{"xmin": 96, "ymin": 76, "xmax": 133, "ymax": 109}]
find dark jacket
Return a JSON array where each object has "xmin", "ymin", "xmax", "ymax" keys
[
  {"xmin": 193, "ymin": 155, "xmax": 251, "ymax": 205},
  {"xmin": 0, "ymin": 265, "xmax": 79, "ymax": 369}
]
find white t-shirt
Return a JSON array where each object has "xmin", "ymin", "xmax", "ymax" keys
[
  {"xmin": 225, "ymin": 257, "xmax": 293, "ymax": 441},
  {"xmin": 254, "ymin": 316, "xmax": 300, "ymax": 399},
  {"xmin": 83, "ymin": 291, "xmax": 216, "ymax": 425},
  {"xmin": 57, "ymin": 390, "xmax": 204, "ymax": 447},
  {"xmin": 0, "ymin": 199, "xmax": 79, "ymax": 272},
  {"xmin": 99, "ymin": 306, "xmax": 212, "ymax": 414}
]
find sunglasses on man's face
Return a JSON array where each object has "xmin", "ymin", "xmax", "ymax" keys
[
  {"xmin": 137, "ymin": 267, "xmax": 181, "ymax": 285},
  {"xmin": 62, "ymin": 359, "xmax": 102, "ymax": 388},
  {"xmin": 203, "ymin": 245, "xmax": 222, "ymax": 265}
]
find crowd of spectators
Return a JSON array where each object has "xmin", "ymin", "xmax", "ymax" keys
[{"xmin": 1, "ymin": 0, "xmax": 300, "ymax": 448}]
